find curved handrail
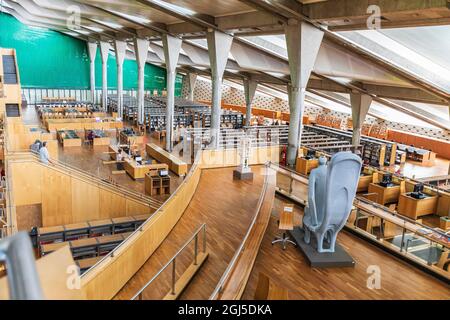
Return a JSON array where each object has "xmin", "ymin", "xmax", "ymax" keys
[
  {"xmin": 81, "ymin": 148, "xmax": 203, "ymax": 279},
  {"xmin": 6, "ymin": 151, "xmax": 162, "ymax": 208},
  {"xmin": 209, "ymin": 163, "xmax": 275, "ymax": 299}
]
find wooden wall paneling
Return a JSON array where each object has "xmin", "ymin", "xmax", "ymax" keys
[
  {"xmin": 41, "ymin": 168, "xmax": 72, "ymax": 227},
  {"xmin": 98, "ymin": 188, "xmax": 127, "ymax": 219},
  {"xmin": 10, "ymin": 161, "xmax": 42, "ymax": 206},
  {"xmin": 81, "ymin": 162, "xmax": 202, "ymax": 299},
  {"xmin": 126, "ymin": 199, "xmax": 151, "ymax": 216},
  {"xmin": 71, "ymin": 178, "xmax": 100, "ymax": 223}
]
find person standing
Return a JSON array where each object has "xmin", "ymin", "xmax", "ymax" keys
[
  {"xmin": 116, "ymin": 148, "xmax": 124, "ymax": 171},
  {"xmin": 39, "ymin": 141, "xmax": 52, "ymax": 165}
]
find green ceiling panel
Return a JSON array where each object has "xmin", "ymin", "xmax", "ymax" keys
[{"xmin": 0, "ymin": 13, "xmax": 183, "ymax": 95}]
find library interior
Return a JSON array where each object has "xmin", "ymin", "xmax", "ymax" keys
[{"xmin": 0, "ymin": 0, "xmax": 449, "ymax": 301}]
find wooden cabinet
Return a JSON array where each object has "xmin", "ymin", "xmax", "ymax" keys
[
  {"xmin": 295, "ymin": 158, "xmax": 319, "ymax": 176},
  {"xmin": 397, "ymin": 193, "xmax": 438, "ymax": 220},
  {"xmin": 145, "ymin": 174, "xmax": 171, "ymax": 196},
  {"xmin": 368, "ymin": 183, "xmax": 401, "ymax": 205}
]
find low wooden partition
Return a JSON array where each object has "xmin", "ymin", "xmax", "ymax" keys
[
  {"xmin": 387, "ymin": 129, "xmax": 450, "ymax": 159},
  {"xmin": 5, "ymin": 118, "xmax": 58, "ymax": 159},
  {"xmin": 44, "ymin": 118, "xmax": 123, "ymax": 132},
  {"xmin": 8, "ymin": 154, "xmax": 156, "ymax": 227},
  {"xmin": 210, "ymin": 166, "xmax": 276, "ymax": 300},
  {"xmin": 78, "ymin": 146, "xmax": 281, "ymax": 300},
  {"xmin": 146, "ymin": 143, "xmax": 188, "ymax": 176}
]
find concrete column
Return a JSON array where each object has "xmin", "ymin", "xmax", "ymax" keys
[
  {"xmin": 134, "ymin": 38, "xmax": 150, "ymax": 125},
  {"xmin": 162, "ymin": 34, "xmax": 182, "ymax": 152},
  {"xmin": 350, "ymin": 92, "xmax": 372, "ymax": 146},
  {"xmin": 99, "ymin": 41, "xmax": 110, "ymax": 111},
  {"xmin": 114, "ymin": 40, "xmax": 127, "ymax": 119},
  {"xmin": 243, "ymin": 78, "xmax": 257, "ymax": 127},
  {"xmin": 187, "ymin": 73, "xmax": 197, "ymax": 101},
  {"xmin": 87, "ymin": 41, "xmax": 97, "ymax": 104},
  {"xmin": 285, "ymin": 20, "xmax": 324, "ymax": 166},
  {"xmin": 206, "ymin": 30, "xmax": 233, "ymax": 148}
]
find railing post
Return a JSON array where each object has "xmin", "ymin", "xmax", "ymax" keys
[
  {"xmin": 171, "ymin": 258, "xmax": 176, "ymax": 295},
  {"xmin": 194, "ymin": 234, "xmax": 198, "ymax": 266},
  {"xmin": 400, "ymin": 227, "xmax": 406, "ymax": 252},
  {"xmin": 202, "ymin": 224, "xmax": 207, "ymax": 253}
]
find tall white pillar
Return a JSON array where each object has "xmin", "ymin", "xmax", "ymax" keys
[
  {"xmin": 87, "ymin": 41, "xmax": 97, "ymax": 104},
  {"xmin": 162, "ymin": 34, "xmax": 182, "ymax": 152},
  {"xmin": 187, "ymin": 73, "xmax": 197, "ymax": 101},
  {"xmin": 206, "ymin": 30, "xmax": 233, "ymax": 148},
  {"xmin": 114, "ymin": 40, "xmax": 127, "ymax": 119},
  {"xmin": 243, "ymin": 78, "xmax": 257, "ymax": 127},
  {"xmin": 350, "ymin": 92, "xmax": 372, "ymax": 146},
  {"xmin": 134, "ymin": 38, "xmax": 150, "ymax": 125},
  {"xmin": 99, "ymin": 41, "xmax": 110, "ymax": 111},
  {"xmin": 285, "ymin": 20, "xmax": 324, "ymax": 166}
]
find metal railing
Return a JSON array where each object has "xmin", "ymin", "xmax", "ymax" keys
[
  {"xmin": 271, "ymin": 162, "xmax": 450, "ymax": 281},
  {"xmin": 131, "ymin": 223, "xmax": 207, "ymax": 300},
  {"xmin": 184, "ymin": 126, "xmax": 289, "ymax": 150},
  {"xmin": 6, "ymin": 151, "xmax": 162, "ymax": 209}
]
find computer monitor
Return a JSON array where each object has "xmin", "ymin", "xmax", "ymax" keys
[
  {"xmin": 379, "ymin": 173, "xmax": 393, "ymax": 187},
  {"xmin": 382, "ymin": 173, "xmax": 392, "ymax": 184},
  {"xmin": 135, "ymin": 156, "xmax": 142, "ymax": 162},
  {"xmin": 411, "ymin": 183, "xmax": 426, "ymax": 199},
  {"xmin": 305, "ymin": 149, "xmax": 315, "ymax": 160},
  {"xmin": 159, "ymin": 169, "xmax": 169, "ymax": 176},
  {"xmin": 413, "ymin": 183, "xmax": 424, "ymax": 194}
]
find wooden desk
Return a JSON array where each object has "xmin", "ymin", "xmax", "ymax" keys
[
  {"xmin": 357, "ymin": 174, "xmax": 373, "ymax": 193},
  {"xmin": 41, "ymin": 242, "xmax": 69, "ymax": 256},
  {"xmin": 57, "ymin": 130, "xmax": 81, "ymax": 147},
  {"xmin": 119, "ymin": 131, "xmax": 144, "ymax": 145},
  {"xmin": 146, "ymin": 143, "xmax": 188, "ymax": 176},
  {"xmin": 368, "ymin": 183, "xmax": 401, "ymax": 205},
  {"xmin": 295, "ymin": 157, "xmax": 319, "ymax": 176},
  {"xmin": 123, "ymin": 158, "xmax": 169, "ymax": 179},
  {"xmin": 397, "ymin": 193, "xmax": 438, "ymax": 220},
  {"xmin": 76, "ymin": 256, "xmax": 102, "ymax": 272},
  {"xmin": 439, "ymin": 217, "xmax": 450, "ymax": 230}
]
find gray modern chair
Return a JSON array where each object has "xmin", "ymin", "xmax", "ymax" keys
[
  {"xmin": 303, "ymin": 152, "xmax": 362, "ymax": 253},
  {"xmin": 0, "ymin": 232, "xmax": 43, "ymax": 299}
]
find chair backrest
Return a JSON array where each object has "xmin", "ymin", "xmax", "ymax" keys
[
  {"xmin": 321, "ymin": 152, "xmax": 362, "ymax": 233},
  {"xmin": 279, "ymin": 204, "xmax": 294, "ymax": 230}
]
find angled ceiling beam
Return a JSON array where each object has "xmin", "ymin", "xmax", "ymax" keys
[
  {"xmin": 303, "ymin": 0, "xmax": 450, "ymax": 30},
  {"xmin": 135, "ymin": 0, "xmax": 216, "ymax": 30},
  {"xmin": 238, "ymin": 0, "xmax": 450, "ymax": 104},
  {"xmin": 72, "ymin": 0, "xmax": 168, "ymax": 36}
]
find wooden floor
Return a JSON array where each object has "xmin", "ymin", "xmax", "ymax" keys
[
  {"xmin": 241, "ymin": 196, "xmax": 450, "ymax": 300},
  {"xmin": 21, "ymin": 105, "xmax": 183, "ymax": 200},
  {"xmin": 114, "ymin": 166, "xmax": 266, "ymax": 300}
]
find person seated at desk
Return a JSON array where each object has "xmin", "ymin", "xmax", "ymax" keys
[
  {"xmin": 116, "ymin": 148, "xmax": 124, "ymax": 170},
  {"xmin": 87, "ymin": 130, "xmax": 94, "ymax": 143}
]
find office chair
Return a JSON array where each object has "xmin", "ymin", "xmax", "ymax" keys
[{"xmin": 272, "ymin": 204, "xmax": 297, "ymax": 250}]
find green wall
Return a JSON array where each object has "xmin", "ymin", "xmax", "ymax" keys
[{"xmin": 0, "ymin": 13, "xmax": 183, "ymax": 94}]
